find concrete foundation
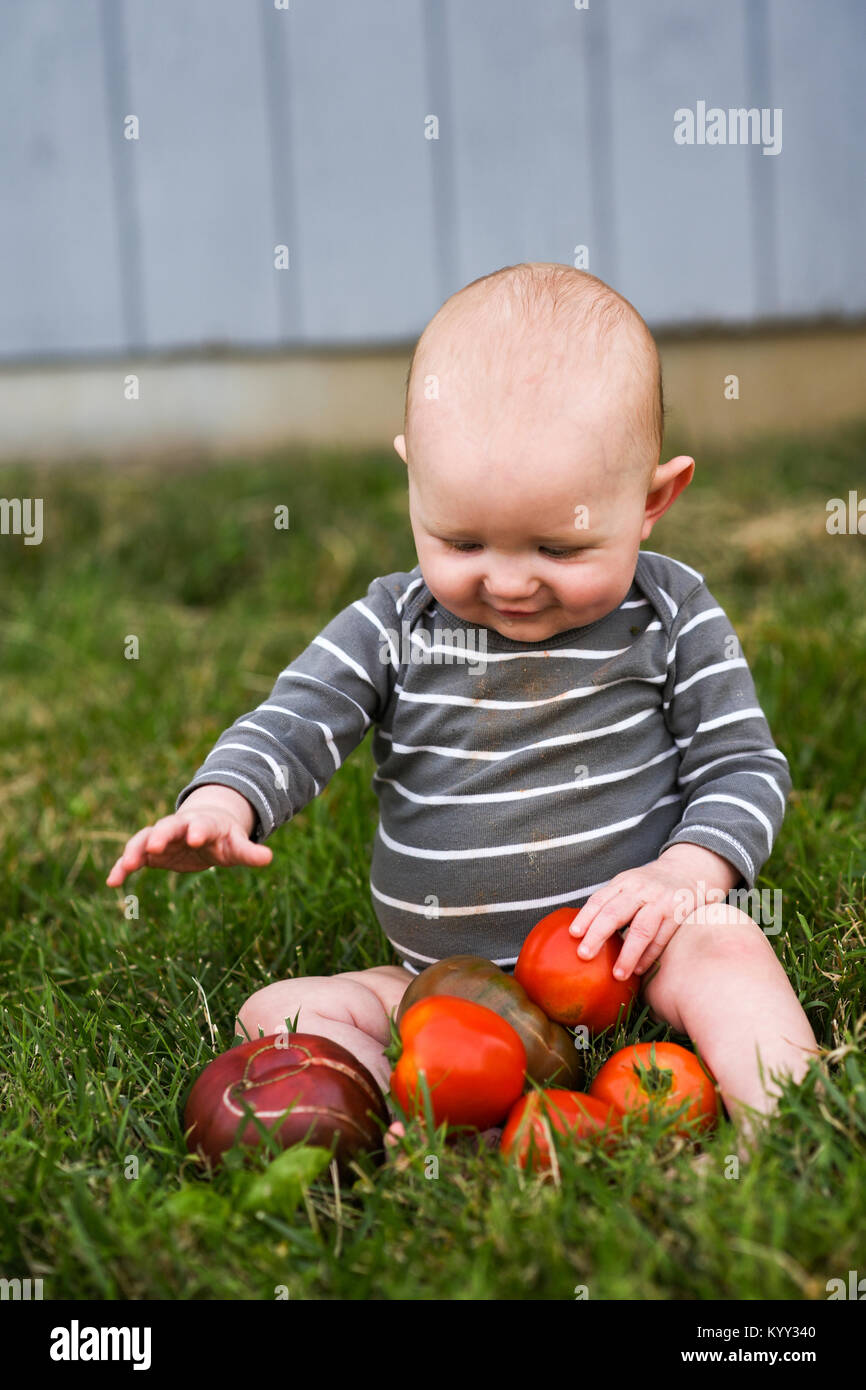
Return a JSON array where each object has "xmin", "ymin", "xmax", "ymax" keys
[{"xmin": 0, "ymin": 323, "xmax": 863, "ymax": 465}]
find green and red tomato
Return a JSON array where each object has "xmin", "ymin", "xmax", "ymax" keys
[{"xmin": 396, "ymin": 954, "xmax": 582, "ymax": 1089}]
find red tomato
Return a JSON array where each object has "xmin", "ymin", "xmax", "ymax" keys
[
  {"xmin": 589, "ymin": 1041, "xmax": 719, "ymax": 1134},
  {"xmin": 514, "ymin": 907, "xmax": 639, "ymax": 1031},
  {"xmin": 390, "ymin": 996, "xmax": 527, "ymax": 1130},
  {"xmin": 500, "ymin": 1090, "xmax": 620, "ymax": 1171}
]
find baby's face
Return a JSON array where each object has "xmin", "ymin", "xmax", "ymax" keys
[{"xmin": 403, "ymin": 385, "xmax": 654, "ymax": 642}]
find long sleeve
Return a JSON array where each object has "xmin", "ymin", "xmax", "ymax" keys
[
  {"xmin": 174, "ymin": 573, "xmax": 405, "ymax": 843},
  {"xmin": 656, "ymin": 579, "xmax": 792, "ymax": 889}
]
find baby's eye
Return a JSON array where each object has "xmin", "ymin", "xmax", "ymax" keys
[{"xmin": 445, "ymin": 541, "xmax": 582, "ymax": 558}]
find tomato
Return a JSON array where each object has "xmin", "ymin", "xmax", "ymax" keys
[
  {"xmin": 500, "ymin": 1090, "xmax": 620, "ymax": 1171},
  {"xmin": 390, "ymin": 996, "xmax": 527, "ymax": 1130},
  {"xmin": 183, "ymin": 1032, "xmax": 390, "ymax": 1170},
  {"xmin": 589, "ymin": 1041, "xmax": 720, "ymax": 1134},
  {"xmin": 514, "ymin": 907, "xmax": 639, "ymax": 1031},
  {"xmin": 396, "ymin": 954, "xmax": 583, "ymax": 1089}
]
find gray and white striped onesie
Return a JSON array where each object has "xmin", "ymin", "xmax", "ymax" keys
[{"xmin": 176, "ymin": 549, "xmax": 791, "ymax": 974}]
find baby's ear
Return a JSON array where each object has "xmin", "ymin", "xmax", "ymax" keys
[
  {"xmin": 641, "ymin": 455, "xmax": 695, "ymax": 535},
  {"xmin": 393, "ymin": 433, "xmax": 408, "ymax": 464}
]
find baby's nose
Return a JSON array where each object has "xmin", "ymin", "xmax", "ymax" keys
[{"xmin": 483, "ymin": 576, "xmax": 538, "ymax": 600}]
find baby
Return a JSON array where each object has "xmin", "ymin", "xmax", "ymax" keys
[{"xmin": 106, "ymin": 263, "xmax": 818, "ymax": 1141}]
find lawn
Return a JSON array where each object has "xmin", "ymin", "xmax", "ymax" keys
[{"xmin": 1, "ymin": 421, "xmax": 865, "ymax": 1301}]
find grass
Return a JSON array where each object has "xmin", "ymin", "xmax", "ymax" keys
[{"xmin": 0, "ymin": 421, "xmax": 865, "ymax": 1301}]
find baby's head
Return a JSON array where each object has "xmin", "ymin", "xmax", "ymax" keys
[{"xmin": 394, "ymin": 262, "xmax": 694, "ymax": 640}]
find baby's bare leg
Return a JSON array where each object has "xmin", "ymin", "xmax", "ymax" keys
[
  {"xmin": 641, "ymin": 903, "xmax": 821, "ymax": 1142},
  {"xmin": 236, "ymin": 964, "xmax": 413, "ymax": 1094}
]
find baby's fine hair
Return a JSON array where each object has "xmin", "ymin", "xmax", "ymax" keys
[{"xmin": 403, "ymin": 261, "xmax": 665, "ymax": 488}]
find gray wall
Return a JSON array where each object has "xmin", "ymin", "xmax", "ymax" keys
[{"xmin": 1, "ymin": 0, "xmax": 863, "ymax": 362}]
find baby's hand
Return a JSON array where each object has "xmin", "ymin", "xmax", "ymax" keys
[
  {"xmin": 567, "ymin": 847, "xmax": 736, "ymax": 979},
  {"xmin": 105, "ymin": 804, "xmax": 272, "ymax": 886}
]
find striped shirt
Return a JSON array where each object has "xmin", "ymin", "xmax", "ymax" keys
[{"xmin": 175, "ymin": 550, "xmax": 791, "ymax": 974}]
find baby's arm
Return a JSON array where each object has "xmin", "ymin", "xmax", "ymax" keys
[
  {"xmin": 108, "ymin": 572, "xmax": 403, "ymax": 884},
  {"xmin": 171, "ymin": 572, "xmax": 402, "ymax": 843}
]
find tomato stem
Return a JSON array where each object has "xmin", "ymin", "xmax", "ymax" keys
[
  {"xmin": 633, "ymin": 1044, "xmax": 674, "ymax": 1097},
  {"xmin": 383, "ymin": 1008, "xmax": 403, "ymax": 1068}
]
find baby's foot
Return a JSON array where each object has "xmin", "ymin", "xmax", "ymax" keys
[
  {"xmin": 382, "ymin": 1119, "xmax": 416, "ymax": 1173},
  {"xmin": 384, "ymin": 1119, "xmax": 406, "ymax": 1150}
]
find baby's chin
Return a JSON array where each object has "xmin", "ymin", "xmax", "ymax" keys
[{"xmin": 487, "ymin": 611, "xmax": 575, "ymax": 639}]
